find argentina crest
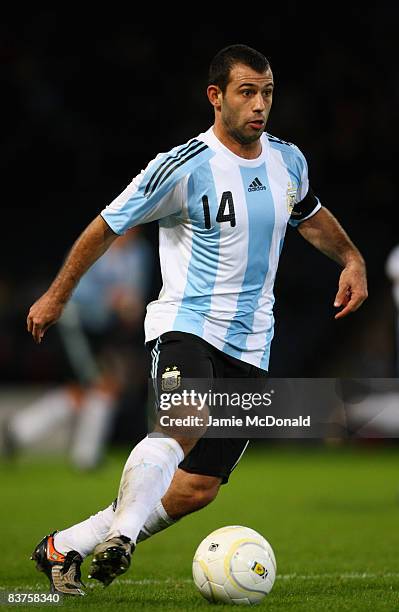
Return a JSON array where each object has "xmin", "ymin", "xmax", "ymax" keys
[
  {"xmin": 161, "ymin": 366, "xmax": 181, "ymax": 391},
  {"xmin": 286, "ymin": 181, "xmax": 298, "ymax": 214}
]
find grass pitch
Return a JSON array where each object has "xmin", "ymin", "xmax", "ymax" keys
[{"xmin": 1, "ymin": 442, "xmax": 398, "ymax": 611}]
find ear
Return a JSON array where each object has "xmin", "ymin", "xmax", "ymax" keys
[{"xmin": 207, "ymin": 85, "xmax": 222, "ymax": 109}]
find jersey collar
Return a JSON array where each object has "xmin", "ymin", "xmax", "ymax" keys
[{"xmin": 204, "ymin": 127, "xmax": 270, "ymax": 166}]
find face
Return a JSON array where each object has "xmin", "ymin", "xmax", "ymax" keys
[{"xmin": 217, "ymin": 63, "xmax": 274, "ymax": 145}]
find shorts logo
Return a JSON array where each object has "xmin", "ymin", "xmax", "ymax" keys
[
  {"xmin": 208, "ymin": 543, "xmax": 219, "ymax": 552},
  {"xmin": 251, "ymin": 561, "xmax": 268, "ymax": 578},
  {"xmin": 286, "ymin": 181, "xmax": 298, "ymax": 214},
  {"xmin": 161, "ymin": 366, "xmax": 181, "ymax": 391}
]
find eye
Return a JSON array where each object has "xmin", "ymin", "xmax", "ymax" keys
[{"xmin": 242, "ymin": 89, "xmax": 253, "ymax": 97}]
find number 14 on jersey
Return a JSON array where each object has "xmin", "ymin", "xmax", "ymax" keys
[{"xmin": 202, "ymin": 192, "xmax": 236, "ymax": 229}]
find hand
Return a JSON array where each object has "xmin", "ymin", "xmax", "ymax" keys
[
  {"xmin": 334, "ymin": 261, "xmax": 368, "ymax": 320},
  {"xmin": 26, "ymin": 291, "xmax": 65, "ymax": 343}
]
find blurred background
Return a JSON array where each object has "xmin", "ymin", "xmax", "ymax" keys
[{"xmin": 1, "ymin": 6, "xmax": 398, "ymax": 466}]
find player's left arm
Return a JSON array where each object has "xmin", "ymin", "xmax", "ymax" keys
[{"xmin": 297, "ymin": 206, "xmax": 368, "ymax": 319}]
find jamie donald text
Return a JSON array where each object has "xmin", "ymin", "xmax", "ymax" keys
[{"xmin": 158, "ymin": 414, "xmax": 311, "ymax": 428}]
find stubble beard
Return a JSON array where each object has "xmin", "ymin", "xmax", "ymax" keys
[
  {"xmin": 223, "ymin": 113, "xmax": 263, "ymax": 146},
  {"xmin": 228, "ymin": 126, "xmax": 262, "ymax": 145}
]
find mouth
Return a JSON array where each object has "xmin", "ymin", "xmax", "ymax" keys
[{"xmin": 248, "ymin": 120, "xmax": 265, "ymax": 130}]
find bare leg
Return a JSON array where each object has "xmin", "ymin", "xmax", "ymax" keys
[{"xmin": 163, "ymin": 470, "xmax": 221, "ymax": 519}]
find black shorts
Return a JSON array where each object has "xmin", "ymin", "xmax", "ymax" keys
[{"xmin": 147, "ymin": 331, "xmax": 267, "ymax": 484}]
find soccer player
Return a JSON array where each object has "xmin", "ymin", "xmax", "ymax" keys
[{"xmin": 27, "ymin": 44, "xmax": 368, "ymax": 596}]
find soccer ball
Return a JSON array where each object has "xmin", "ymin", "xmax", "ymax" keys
[{"xmin": 192, "ymin": 525, "xmax": 276, "ymax": 605}]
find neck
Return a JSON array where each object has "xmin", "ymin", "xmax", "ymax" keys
[{"xmin": 212, "ymin": 123, "xmax": 262, "ymax": 159}]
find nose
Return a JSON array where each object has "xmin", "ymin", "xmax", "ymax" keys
[{"xmin": 253, "ymin": 92, "xmax": 266, "ymax": 113}]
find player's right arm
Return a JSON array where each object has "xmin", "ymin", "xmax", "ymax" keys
[
  {"xmin": 28, "ymin": 139, "xmax": 211, "ymax": 344},
  {"xmin": 27, "ymin": 215, "xmax": 117, "ymax": 344}
]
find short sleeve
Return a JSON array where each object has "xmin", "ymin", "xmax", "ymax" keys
[{"xmin": 100, "ymin": 156, "xmax": 185, "ymax": 235}]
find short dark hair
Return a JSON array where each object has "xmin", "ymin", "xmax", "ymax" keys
[{"xmin": 208, "ymin": 44, "xmax": 270, "ymax": 93}]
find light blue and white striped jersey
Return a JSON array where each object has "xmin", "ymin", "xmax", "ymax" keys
[{"xmin": 101, "ymin": 127, "xmax": 321, "ymax": 370}]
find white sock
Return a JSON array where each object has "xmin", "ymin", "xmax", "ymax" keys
[
  {"xmin": 53, "ymin": 500, "xmax": 176, "ymax": 558},
  {"xmin": 54, "ymin": 504, "xmax": 115, "ymax": 558},
  {"xmin": 70, "ymin": 389, "xmax": 115, "ymax": 470},
  {"xmin": 108, "ymin": 435, "xmax": 184, "ymax": 543},
  {"xmin": 136, "ymin": 501, "xmax": 177, "ymax": 542}
]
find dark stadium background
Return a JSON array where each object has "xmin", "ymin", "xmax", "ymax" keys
[{"xmin": 1, "ymin": 8, "xmax": 398, "ymax": 442}]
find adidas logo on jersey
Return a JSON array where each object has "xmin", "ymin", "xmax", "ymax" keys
[{"xmin": 248, "ymin": 177, "xmax": 267, "ymax": 192}]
